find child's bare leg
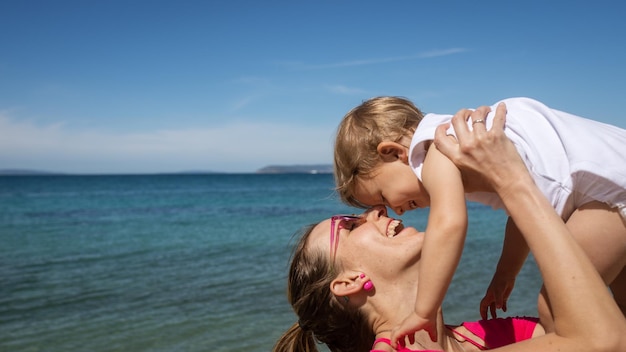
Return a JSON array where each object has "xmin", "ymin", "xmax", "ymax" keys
[
  {"xmin": 566, "ymin": 201, "xmax": 626, "ymax": 305},
  {"xmin": 537, "ymin": 201, "xmax": 626, "ymax": 332},
  {"xmin": 610, "ymin": 267, "xmax": 626, "ymax": 316}
]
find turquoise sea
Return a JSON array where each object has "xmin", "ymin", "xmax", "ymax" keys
[{"xmin": 0, "ymin": 174, "xmax": 542, "ymax": 352}]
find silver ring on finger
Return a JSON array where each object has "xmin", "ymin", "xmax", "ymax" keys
[{"xmin": 472, "ymin": 119, "xmax": 486, "ymax": 126}]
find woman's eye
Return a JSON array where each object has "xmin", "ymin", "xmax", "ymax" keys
[
  {"xmin": 349, "ymin": 218, "xmax": 365, "ymax": 230},
  {"xmin": 342, "ymin": 220, "xmax": 356, "ymax": 231}
]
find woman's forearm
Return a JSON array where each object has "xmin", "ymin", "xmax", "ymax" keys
[
  {"xmin": 496, "ymin": 168, "xmax": 626, "ymax": 349},
  {"xmin": 434, "ymin": 104, "xmax": 626, "ymax": 351}
]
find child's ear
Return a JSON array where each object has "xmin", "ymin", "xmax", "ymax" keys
[{"xmin": 377, "ymin": 141, "xmax": 409, "ymax": 163}]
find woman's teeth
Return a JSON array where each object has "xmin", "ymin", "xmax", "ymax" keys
[{"xmin": 386, "ymin": 219, "xmax": 402, "ymax": 237}]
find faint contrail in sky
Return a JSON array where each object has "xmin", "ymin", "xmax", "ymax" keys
[{"xmin": 286, "ymin": 48, "xmax": 467, "ymax": 70}]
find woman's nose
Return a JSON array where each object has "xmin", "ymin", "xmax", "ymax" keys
[{"xmin": 364, "ymin": 204, "xmax": 387, "ymax": 219}]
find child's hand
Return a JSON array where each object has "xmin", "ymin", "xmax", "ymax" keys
[
  {"xmin": 390, "ymin": 311, "xmax": 437, "ymax": 348},
  {"xmin": 480, "ymin": 272, "xmax": 516, "ymax": 319}
]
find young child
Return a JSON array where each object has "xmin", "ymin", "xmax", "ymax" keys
[{"xmin": 333, "ymin": 96, "xmax": 626, "ymax": 344}]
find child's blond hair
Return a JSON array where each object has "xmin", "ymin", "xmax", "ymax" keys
[{"xmin": 334, "ymin": 96, "xmax": 424, "ymax": 207}]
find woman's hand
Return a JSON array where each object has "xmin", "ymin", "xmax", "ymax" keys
[{"xmin": 433, "ymin": 103, "xmax": 528, "ymax": 193}]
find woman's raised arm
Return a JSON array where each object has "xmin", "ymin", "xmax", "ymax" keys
[{"xmin": 434, "ymin": 104, "xmax": 626, "ymax": 351}]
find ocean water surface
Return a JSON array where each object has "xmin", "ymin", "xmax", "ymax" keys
[{"xmin": 0, "ymin": 174, "xmax": 541, "ymax": 351}]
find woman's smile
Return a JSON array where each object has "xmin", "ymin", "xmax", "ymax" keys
[{"xmin": 385, "ymin": 218, "xmax": 403, "ymax": 237}]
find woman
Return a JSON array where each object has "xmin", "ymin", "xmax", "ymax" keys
[{"xmin": 273, "ymin": 106, "xmax": 626, "ymax": 352}]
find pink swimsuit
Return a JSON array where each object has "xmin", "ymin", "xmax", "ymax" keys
[{"xmin": 370, "ymin": 317, "xmax": 539, "ymax": 351}]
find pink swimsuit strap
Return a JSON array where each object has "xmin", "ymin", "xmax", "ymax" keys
[
  {"xmin": 370, "ymin": 338, "xmax": 443, "ymax": 352},
  {"xmin": 445, "ymin": 325, "xmax": 488, "ymax": 350}
]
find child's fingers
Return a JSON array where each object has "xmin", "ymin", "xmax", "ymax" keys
[
  {"xmin": 428, "ymin": 328, "xmax": 438, "ymax": 342},
  {"xmin": 480, "ymin": 300, "xmax": 489, "ymax": 320},
  {"xmin": 390, "ymin": 328, "xmax": 402, "ymax": 348},
  {"xmin": 480, "ymin": 296, "xmax": 497, "ymax": 320},
  {"xmin": 408, "ymin": 333, "xmax": 415, "ymax": 345}
]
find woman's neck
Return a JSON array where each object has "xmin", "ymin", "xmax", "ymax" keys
[{"xmin": 367, "ymin": 281, "xmax": 459, "ymax": 350}]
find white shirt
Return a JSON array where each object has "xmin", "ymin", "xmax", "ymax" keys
[{"xmin": 409, "ymin": 97, "xmax": 626, "ymax": 220}]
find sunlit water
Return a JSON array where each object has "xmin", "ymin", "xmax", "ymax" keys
[{"xmin": 0, "ymin": 174, "xmax": 541, "ymax": 351}]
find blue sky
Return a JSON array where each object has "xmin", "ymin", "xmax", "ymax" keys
[{"xmin": 1, "ymin": 1, "xmax": 625, "ymax": 174}]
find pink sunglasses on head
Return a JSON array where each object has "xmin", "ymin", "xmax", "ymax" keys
[{"xmin": 329, "ymin": 215, "xmax": 362, "ymax": 265}]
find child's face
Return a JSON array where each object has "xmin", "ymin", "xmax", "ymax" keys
[{"xmin": 353, "ymin": 159, "xmax": 430, "ymax": 215}]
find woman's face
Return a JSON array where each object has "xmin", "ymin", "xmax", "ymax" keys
[{"xmin": 309, "ymin": 205, "xmax": 425, "ymax": 281}]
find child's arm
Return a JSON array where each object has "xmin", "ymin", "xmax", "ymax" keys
[
  {"xmin": 391, "ymin": 142, "xmax": 468, "ymax": 345},
  {"xmin": 480, "ymin": 217, "xmax": 530, "ymax": 319}
]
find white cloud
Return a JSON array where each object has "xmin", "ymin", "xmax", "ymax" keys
[{"xmin": 0, "ymin": 114, "xmax": 334, "ymax": 174}]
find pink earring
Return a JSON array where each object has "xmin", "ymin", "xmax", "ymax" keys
[{"xmin": 360, "ymin": 273, "xmax": 374, "ymax": 291}]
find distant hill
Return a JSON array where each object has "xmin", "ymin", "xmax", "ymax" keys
[
  {"xmin": 0, "ymin": 169, "xmax": 224, "ymax": 176},
  {"xmin": 256, "ymin": 164, "xmax": 333, "ymax": 174},
  {"xmin": 0, "ymin": 169, "xmax": 64, "ymax": 175},
  {"xmin": 1, "ymin": 167, "xmax": 333, "ymax": 175}
]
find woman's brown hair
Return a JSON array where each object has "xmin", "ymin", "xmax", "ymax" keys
[{"xmin": 273, "ymin": 224, "xmax": 374, "ymax": 352}]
